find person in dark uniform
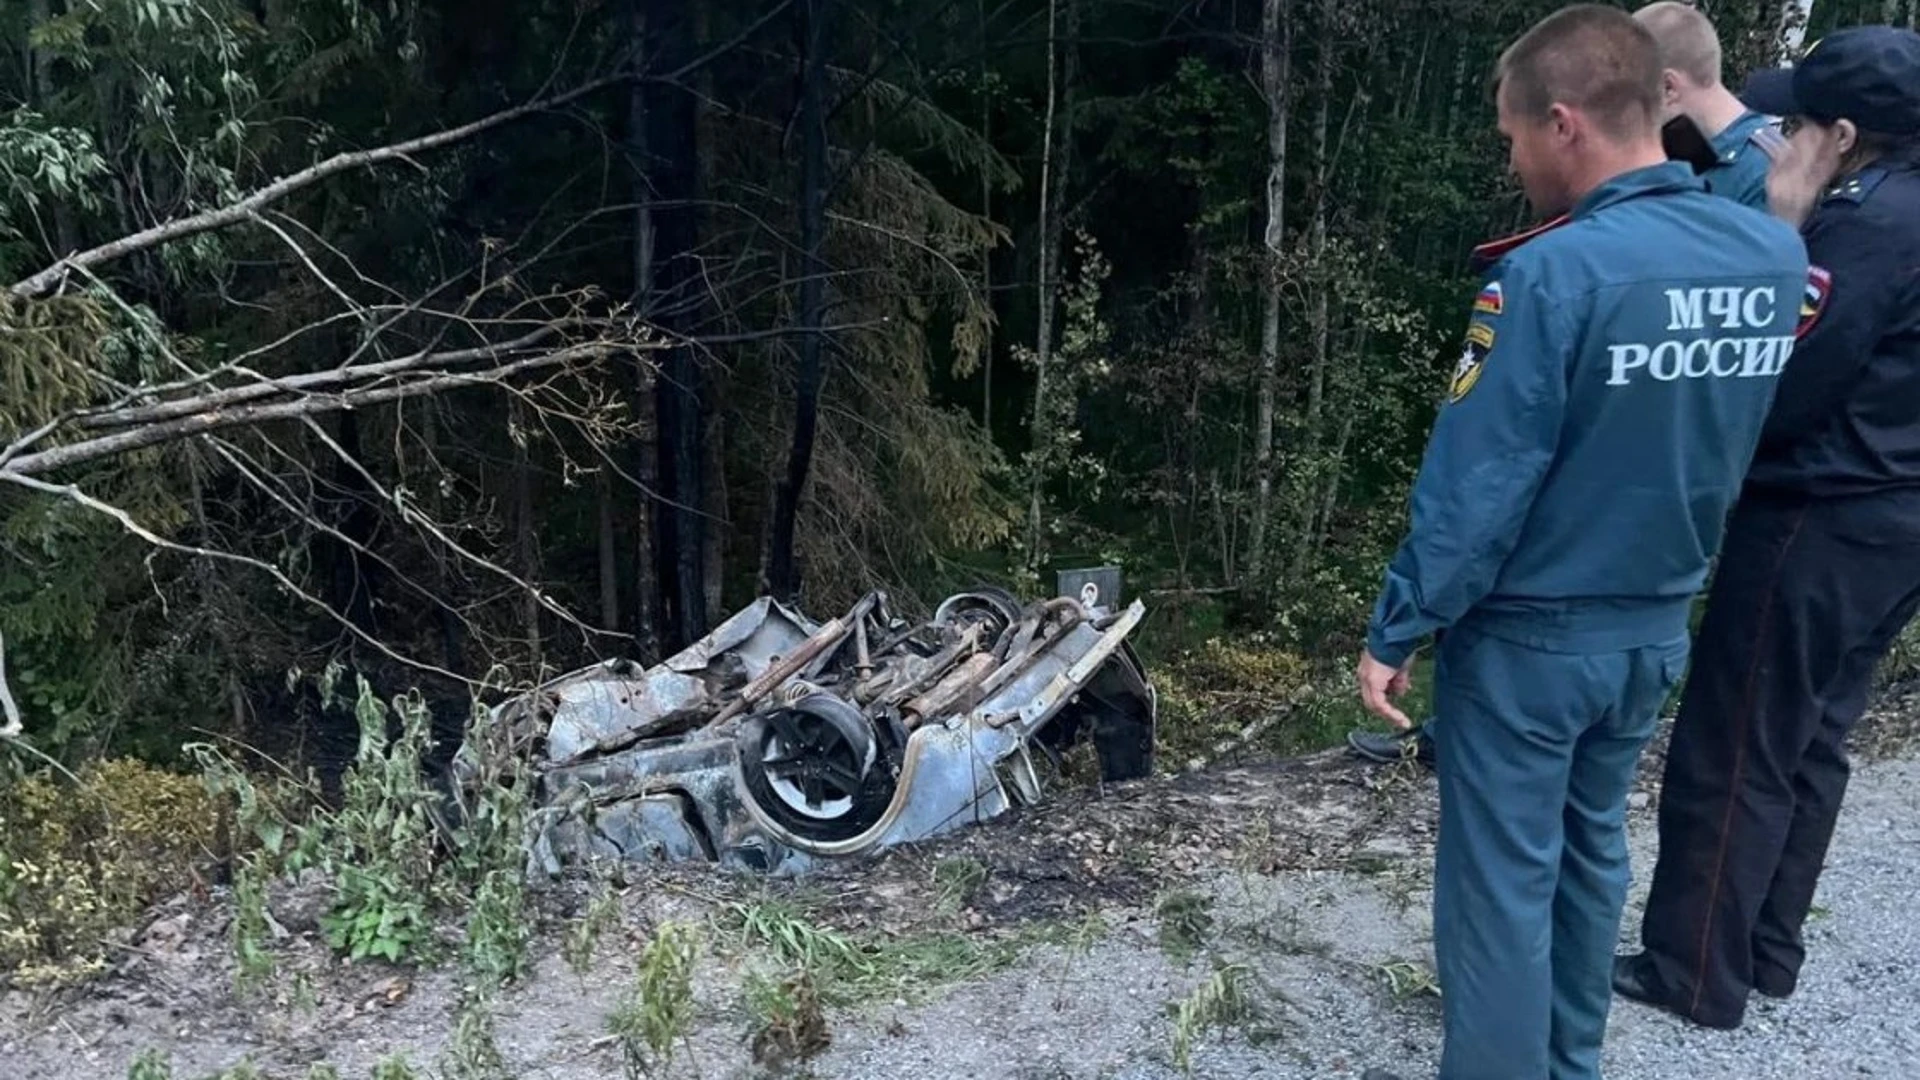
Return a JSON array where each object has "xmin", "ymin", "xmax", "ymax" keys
[
  {"xmin": 1354, "ymin": 8, "xmax": 1808, "ymax": 1079},
  {"xmin": 1344, "ymin": 2, "xmax": 1781, "ymax": 774},
  {"xmin": 1613, "ymin": 25, "xmax": 1920, "ymax": 1032}
]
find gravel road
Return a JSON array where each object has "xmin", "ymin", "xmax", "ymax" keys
[{"xmin": 805, "ymin": 756, "xmax": 1920, "ymax": 1080}]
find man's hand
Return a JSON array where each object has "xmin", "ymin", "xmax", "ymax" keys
[
  {"xmin": 1766, "ymin": 122, "xmax": 1850, "ymax": 228},
  {"xmin": 1357, "ymin": 649, "xmax": 1416, "ymax": 730}
]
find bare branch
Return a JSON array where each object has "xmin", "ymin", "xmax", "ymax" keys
[
  {"xmin": 0, "ymin": 626, "xmax": 20, "ymax": 739},
  {"xmin": 79, "ymin": 325, "xmax": 589, "ymax": 429},
  {"xmin": 0, "ymin": 472, "xmax": 473, "ymax": 688},
  {"xmin": 9, "ymin": 75, "xmax": 632, "ymax": 300},
  {"xmin": 1, "ymin": 344, "xmax": 622, "ymax": 477},
  {"xmin": 294, "ymin": 415, "xmax": 618, "ymax": 647}
]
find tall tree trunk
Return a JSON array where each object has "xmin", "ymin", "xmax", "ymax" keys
[
  {"xmin": 1444, "ymin": 34, "xmax": 1470, "ymax": 137},
  {"xmin": 626, "ymin": 0, "xmax": 662, "ymax": 661},
  {"xmin": 767, "ymin": 0, "xmax": 833, "ymax": 602},
  {"xmin": 1024, "ymin": 0, "xmax": 1076, "ymax": 575},
  {"xmin": 597, "ymin": 468, "xmax": 619, "ymax": 633},
  {"xmin": 1405, "ymin": 35, "xmax": 1429, "ymax": 127},
  {"xmin": 511, "ymin": 397, "xmax": 543, "ymax": 669},
  {"xmin": 1287, "ymin": 0, "xmax": 1335, "ymax": 582},
  {"xmin": 1774, "ymin": 0, "xmax": 1804, "ymax": 58},
  {"xmin": 647, "ymin": 0, "xmax": 709, "ymax": 648},
  {"xmin": 1247, "ymin": 0, "xmax": 1291, "ymax": 590},
  {"xmin": 978, "ymin": 0, "xmax": 995, "ymax": 438},
  {"xmin": 703, "ymin": 405, "xmax": 726, "ymax": 618}
]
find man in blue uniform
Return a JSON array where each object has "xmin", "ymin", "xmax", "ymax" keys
[
  {"xmin": 1353, "ymin": 7, "xmax": 1808, "ymax": 1079},
  {"xmin": 1343, "ymin": 2, "xmax": 1784, "ymax": 774},
  {"xmin": 1636, "ymin": 2, "xmax": 1780, "ymax": 209},
  {"xmin": 1613, "ymin": 25, "xmax": 1920, "ymax": 1032}
]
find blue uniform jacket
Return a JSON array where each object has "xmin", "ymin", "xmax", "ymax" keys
[
  {"xmin": 1366, "ymin": 162, "xmax": 1810, "ymax": 667},
  {"xmin": 1703, "ymin": 110, "xmax": 1777, "ymax": 211},
  {"xmin": 1744, "ymin": 146, "xmax": 1920, "ymax": 501}
]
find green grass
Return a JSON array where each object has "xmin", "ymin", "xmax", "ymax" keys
[{"xmin": 718, "ymin": 897, "xmax": 1044, "ymax": 1008}]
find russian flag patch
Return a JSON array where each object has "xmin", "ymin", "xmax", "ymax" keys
[
  {"xmin": 1797, "ymin": 266, "xmax": 1831, "ymax": 340},
  {"xmin": 1473, "ymin": 281, "xmax": 1503, "ymax": 316}
]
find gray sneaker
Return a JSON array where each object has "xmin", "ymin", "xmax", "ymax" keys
[{"xmin": 1346, "ymin": 722, "xmax": 1435, "ymax": 768}]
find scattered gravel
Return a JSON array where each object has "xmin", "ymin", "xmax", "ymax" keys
[
  {"xmin": 6, "ymin": 734, "xmax": 1917, "ymax": 1079},
  {"xmin": 806, "ymin": 756, "xmax": 1920, "ymax": 1080}
]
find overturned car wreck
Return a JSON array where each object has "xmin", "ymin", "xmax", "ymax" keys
[{"xmin": 466, "ymin": 586, "xmax": 1157, "ymax": 876}]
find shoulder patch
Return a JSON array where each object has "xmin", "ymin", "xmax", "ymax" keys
[
  {"xmin": 1472, "ymin": 281, "xmax": 1504, "ymax": 316},
  {"xmin": 1746, "ymin": 121, "xmax": 1786, "ymax": 161},
  {"xmin": 1449, "ymin": 322, "xmax": 1494, "ymax": 403},
  {"xmin": 1797, "ymin": 265, "xmax": 1832, "ymax": 340},
  {"xmin": 1823, "ymin": 167, "xmax": 1887, "ymax": 205}
]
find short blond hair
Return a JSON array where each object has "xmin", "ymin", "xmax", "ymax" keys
[{"xmin": 1633, "ymin": 1, "xmax": 1725, "ymax": 87}]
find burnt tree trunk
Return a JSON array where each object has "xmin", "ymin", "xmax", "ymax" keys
[
  {"xmin": 766, "ymin": 0, "xmax": 833, "ymax": 603},
  {"xmin": 625, "ymin": 0, "xmax": 663, "ymax": 660},
  {"xmin": 646, "ymin": 0, "xmax": 709, "ymax": 649}
]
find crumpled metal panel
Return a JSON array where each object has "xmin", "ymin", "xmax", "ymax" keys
[
  {"xmin": 472, "ymin": 587, "xmax": 1156, "ymax": 878},
  {"xmin": 659, "ymin": 597, "xmax": 818, "ymax": 682},
  {"xmin": 543, "ymin": 670, "xmax": 712, "ymax": 765}
]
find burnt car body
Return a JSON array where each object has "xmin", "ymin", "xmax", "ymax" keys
[{"xmin": 463, "ymin": 587, "xmax": 1157, "ymax": 876}]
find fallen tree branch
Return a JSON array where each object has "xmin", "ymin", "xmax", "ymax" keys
[
  {"xmin": 75, "ymin": 324, "xmax": 598, "ymax": 430},
  {"xmin": 8, "ymin": 75, "xmax": 630, "ymax": 299},
  {"xmin": 1, "ymin": 344, "xmax": 619, "ymax": 477},
  {"xmin": 0, "ymin": 626, "xmax": 20, "ymax": 739}
]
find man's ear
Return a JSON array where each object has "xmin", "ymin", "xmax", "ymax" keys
[
  {"xmin": 1547, "ymin": 102, "xmax": 1578, "ymax": 144},
  {"xmin": 1661, "ymin": 69, "xmax": 1682, "ymax": 106}
]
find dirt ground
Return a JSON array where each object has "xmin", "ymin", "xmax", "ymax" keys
[{"xmin": 6, "ymin": 692, "xmax": 1918, "ymax": 1080}]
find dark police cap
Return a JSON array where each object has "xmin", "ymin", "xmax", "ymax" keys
[{"xmin": 1740, "ymin": 25, "xmax": 1920, "ymax": 136}]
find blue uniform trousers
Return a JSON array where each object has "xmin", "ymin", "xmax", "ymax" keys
[{"xmin": 1431, "ymin": 624, "xmax": 1689, "ymax": 1080}]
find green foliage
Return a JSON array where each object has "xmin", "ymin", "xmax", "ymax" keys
[
  {"xmin": 562, "ymin": 874, "xmax": 623, "ymax": 977},
  {"xmin": 1167, "ymin": 961, "xmax": 1261, "ymax": 1075},
  {"xmin": 127, "ymin": 1048, "xmax": 173, "ymax": 1080},
  {"xmin": 1016, "ymin": 229, "xmax": 1116, "ymax": 582},
  {"xmin": 744, "ymin": 967, "xmax": 831, "ymax": 1070},
  {"xmin": 318, "ymin": 679, "xmax": 438, "ymax": 966},
  {"xmin": 441, "ymin": 992, "xmax": 512, "ymax": 1080},
  {"xmin": 0, "ymin": 758, "xmax": 220, "ymax": 983},
  {"xmin": 1150, "ymin": 636, "xmax": 1313, "ymax": 766},
  {"xmin": 720, "ymin": 896, "xmax": 1029, "ymax": 1007},
  {"xmin": 228, "ymin": 857, "xmax": 275, "ymax": 992},
  {"xmin": 444, "ymin": 702, "xmax": 533, "ymax": 989},
  {"xmin": 1154, "ymin": 889, "xmax": 1214, "ymax": 966},
  {"xmin": 370, "ymin": 1055, "xmax": 422, "ymax": 1080},
  {"xmin": 607, "ymin": 921, "xmax": 701, "ymax": 1080}
]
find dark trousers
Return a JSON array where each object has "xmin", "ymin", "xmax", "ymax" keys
[{"xmin": 1637, "ymin": 492, "xmax": 1920, "ymax": 1028}]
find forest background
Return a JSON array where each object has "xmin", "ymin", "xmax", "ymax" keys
[{"xmin": 3, "ymin": 0, "xmax": 1918, "ymax": 980}]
